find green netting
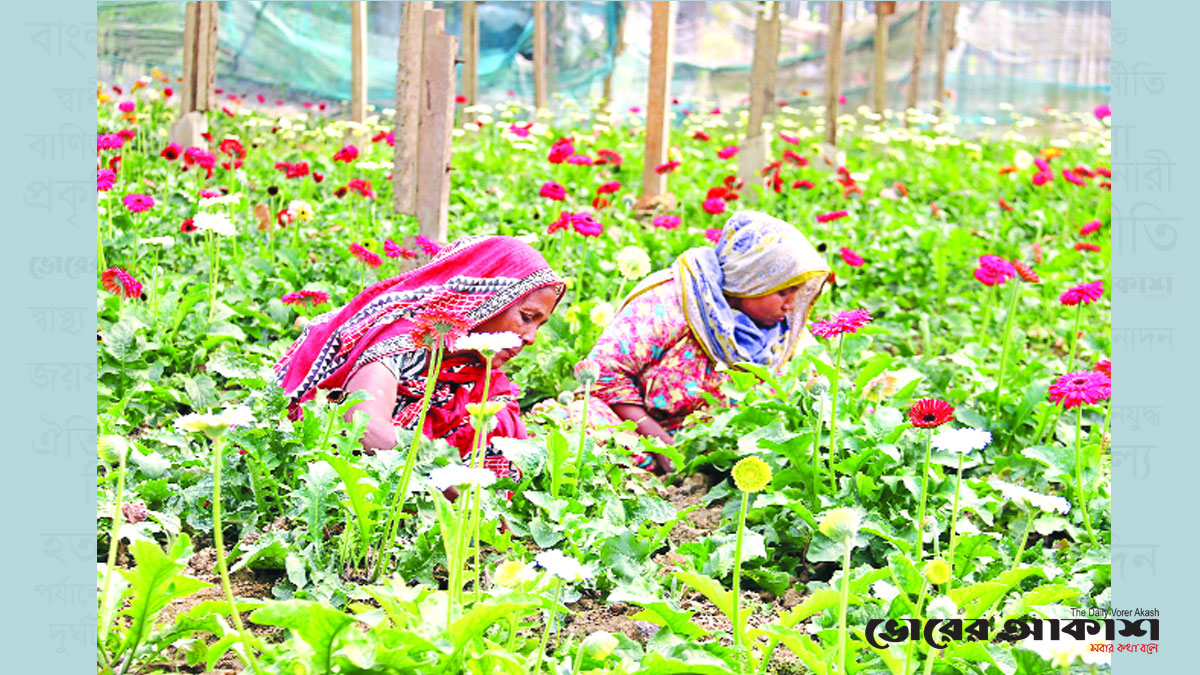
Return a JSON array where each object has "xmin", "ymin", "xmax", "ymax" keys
[{"xmin": 97, "ymin": 1, "xmax": 1108, "ymax": 122}]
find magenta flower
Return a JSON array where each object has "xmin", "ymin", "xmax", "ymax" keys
[
  {"xmin": 1062, "ymin": 169, "xmax": 1086, "ymax": 187},
  {"xmin": 123, "ymin": 194, "xmax": 155, "ymax": 213},
  {"xmin": 1060, "ymin": 281, "xmax": 1104, "ymax": 306},
  {"xmin": 349, "ymin": 243, "xmax": 382, "ymax": 268},
  {"xmin": 333, "ymin": 144, "xmax": 359, "ymax": 163},
  {"xmin": 816, "ymin": 210, "xmax": 849, "ymax": 224},
  {"xmin": 566, "ymin": 154, "xmax": 593, "ymax": 166},
  {"xmin": 702, "ymin": 197, "xmax": 727, "ymax": 215},
  {"xmin": 97, "ymin": 134, "xmax": 124, "ymax": 150},
  {"xmin": 839, "ymin": 247, "xmax": 864, "ymax": 267},
  {"xmin": 809, "ymin": 309, "xmax": 873, "ymax": 339},
  {"xmin": 97, "ymin": 169, "xmax": 116, "ymax": 192},
  {"xmin": 571, "ymin": 213, "xmax": 603, "ymax": 237},
  {"xmin": 118, "ymin": 101, "xmax": 136, "ymax": 113},
  {"xmin": 415, "ymin": 235, "xmax": 441, "ymax": 256},
  {"xmin": 1048, "ymin": 371, "xmax": 1111, "ymax": 408},
  {"xmin": 717, "ymin": 146, "xmax": 739, "ymax": 160},
  {"xmin": 101, "ymin": 267, "xmax": 143, "ymax": 299},
  {"xmin": 973, "ymin": 255, "xmax": 1017, "ymax": 286},
  {"xmin": 1080, "ymin": 220, "xmax": 1103, "ymax": 236},
  {"xmin": 281, "ymin": 289, "xmax": 331, "ymax": 306},
  {"xmin": 384, "ymin": 238, "xmax": 418, "ymax": 259},
  {"xmin": 705, "ymin": 228, "xmax": 723, "ymax": 244},
  {"xmin": 1093, "ymin": 104, "xmax": 1111, "ymax": 120},
  {"xmin": 539, "ymin": 181, "xmax": 567, "ymax": 201},
  {"xmin": 779, "ymin": 133, "xmax": 800, "ymax": 145},
  {"xmin": 1032, "ymin": 172, "xmax": 1052, "ymax": 186},
  {"xmin": 547, "ymin": 144, "xmax": 574, "ymax": 164},
  {"xmin": 653, "ymin": 215, "xmax": 681, "ymax": 230},
  {"xmin": 597, "ymin": 180, "xmax": 621, "ymax": 194}
]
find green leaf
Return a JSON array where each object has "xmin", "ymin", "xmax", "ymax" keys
[
  {"xmin": 101, "ymin": 318, "xmax": 143, "ymax": 362},
  {"xmin": 448, "ymin": 600, "xmax": 538, "ymax": 649},
  {"xmin": 632, "ymin": 496, "xmax": 677, "ymax": 524},
  {"xmin": 206, "ymin": 346, "xmax": 266, "ymax": 380},
  {"xmin": 1022, "ymin": 445, "xmax": 1075, "ymax": 482},
  {"xmin": 180, "ymin": 374, "xmax": 220, "ymax": 410},
  {"xmin": 117, "ymin": 534, "xmax": 210, "ymax": 657},
  {"xmin": 673, "ymin": 571, "xmax": 744, "ymax": 635},
  {"xmin": 250, "ymin": 599, "xmax": 358, "ymax": 675},
  {"xmin": 320, "ymin": 452, "xmax": 381, "ymax": 549},
  {"xmin": 854, "ymin": 354, "xmax": 895, "ymax": 392}
]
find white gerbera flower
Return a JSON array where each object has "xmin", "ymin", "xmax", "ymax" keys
[
  {"xmin": 192, "ymin": 211, "xmax": 236, "ymax": 236},
  {"xmin": 931, "ymin": 428, "xmax": 992, "ymax": 455},
  {"xmin": 589, "ymin": 302, "xmax": 615, "ymax": 326},
  {"xmin": 992, "ymin": 480, "xmax": 1071, "ymax": 514},
  {"xmin": 615, "ymin": 246, "xmax": 651, "ymax": 281},
  {"xmin": 454, "ymin": 331, "xmax": 521, "ymax": 355},
  {"xmin": 429, "ymin": 465, "xmax": 497, "ymax": 491},
  {"xmin": 199, "ymin": 192, "xmax": 244, "ymax": 209},
  {"xmin": 175, "ymin": 405, "xmax": 255, "ymax": 440},
  {"xmin": 137, "ymin": 236, "xmax": 175, "ymax": 248},
  {"xmin": 926, "ymin": 595, "xmax": 958, "ymax": 620},
  {"xmin": 534, "ymin": 550, "xmax": 593, "ymax": 582}
]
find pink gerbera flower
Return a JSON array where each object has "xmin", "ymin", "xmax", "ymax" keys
[
  {"xmin": 349, "ymin": 243, "xmax": 382, "ymax": 268},
  {"xmin": 539, "ymin": 181, "xmax": 567, "ymax": 201},
  {"xmin": 97, "ymin": 134, "xmax": 124, "ymax": 150},
  {"xmin": 1048, "ymin": 371, "xmax": 1112, "ymax": 408},
  {"xmin": 809, "ymin": 309, "xmax": 873, "ymax": 339},
  {"xmin": 704, "ymin": 228, "xmax": 723, "ymax": 244},
  {"xmin": 415, "ymin": 235, "xmax": 441, "ymax": 256},
  {"xmin": 717, "ymin": 145, "xmax": 739, "ymax": 160},
  {"xmin": 384, "ymin": 238, "xmax": 418, "ymax": 259},
  {"xmin": 702, "ymin": 197, "xmax": 727, "ymax": 215},
  {"xmin": 653, "ymin": 215, "xmax": 681, "ymax": 230},
  {"xmin": 281, "ymin": 289, "xmax": 331, "ymax": 306},
  {"xmin": 1094, "ymin": 104, "xmax": 1111, "ymax": 120},
  {"xmin": 839, "ymin": 248, "xmax": 864, "ymax": 267},
  {"xmin": 1080, "ymin": 220, "xmax": 1103, "ymax": 236},
  {"xmin": 816, "ymin": 210, "xmax": 849, "ymax": 224},
  {"xmin": 597, "ymin": 180, "xmax": 621, "ymax": 195},
  {"xmin": 118, "ymin": 100, "xmax": 136, "ymax": 113},
  {"xmin": 1060, "ymin": 281, "xmax": 1104, "ymax": 306},
  {"xmin": 1062, "ymin": 169, "xmax": 1086, "ymax": 187},
  {"xmin": 779, "ymin": 133, "xmax": 800, "ymax": 145},
  {"xmin": 571, "ymin": 213, "xmax": 604, "ymax": 237},
  {"xmin": 123, "ymin": 193, "xmax": 155, "ymax": 213},
  {"xmin": 566, "ymin": 154, "xmax": 593, "ymax": 166},
  {"xmin": 101, "ymin": 267, "xmax": 143, "ymax": 299},
  {"xmin": 973, "ymin": 255, "xmax": 1017, "ymax": 286},
  {"xmin": 97, "ymin": 169, "xmax": 116, "ymax": 191}
]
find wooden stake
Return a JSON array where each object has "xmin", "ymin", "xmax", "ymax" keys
[
  {"xmin": 637, "ymin": 1, "xmax": 677, "ymax": 210},
  {"xmin": 603, "ymin": 7, "xmax": 627, "ymax": 107},
  {"xmin": 740, "ymin": 1, "xmax": 781, "ymax": 191},
  {"xmin": 906, "ymin": 1, "xmax": 930, "ymax": 123},
  {"xmin": 350, "ymin": 1, "xmax": 368, "ymax": 123},
  {"xmin": 462, "ymin": 1, "xmax": 480, "ymax": 110},
  {"xmin": 180, "ymin": 1, "xmax": 217, "ymax": 115},
  {"xmin": 415, "ymin": 10, "xmax": 458, "ymax": 241},
  {"xmin": 393, "ymin": 1, "xmax": 432, "ymax": 215},
  {"xmin": 873, "ymin": 1, "xmax": 895, "ymax": 114},
  {"xmin": 532, "ymin": 1, "xmax": 548, "ymax": 112},
  {"xmin": 823, "ymin": 2, "xmax": 843, "ymax": 147},
  {"xmin": 934, "ymin": 1, "xmax": 959, "ymax": 115}
]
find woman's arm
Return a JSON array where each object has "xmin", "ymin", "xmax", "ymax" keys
[
  {"xmin": 610, "ymin": 403, "xmax": 676, "ymax": 475},
  {"xmin": 342, "ymin": 361, "xmax": 402, "ymax": 452}
]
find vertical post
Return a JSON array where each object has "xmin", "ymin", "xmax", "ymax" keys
[
  {"xmin": 180, "ymin": 1, "xmax": 217, "ymax": 115},
  {"xmin": 393, "ymin": 1, "xmax": 432, "ymax": 216},
  {"xmin": 823, "ymin": 1, "xmax": 843, "ymax": 147},
  {"xmin": 415, "ymin": 10, "xmax": 457, "ymax": 241},
  {"xmin": 934, "ymin": 1, "xmax": 959, "ymax": 116},
  {"xmin": 873, "ymin": 1, "xmax": 895, "ymax": 114},
  {"xmin": 532, "ymin": 1, "xmax": 548, "ymax": 111},
  {"xmin": 739, "ymin": 1, "xmax": 781, "ymax": 190},
  {"xmin": 350, "ymin": 1, "xmax": 368, "ymax": 123},
  {"xmin": 637, "ymin": 1, "xmax": 677, "ymax": 210},
  {"xmin": 603, "ymin": 8, "xmax": 627, "ymax": 107},
  {"xmin": 462, "ymin": 1, "xmax": 480, "ymax": 110},
  {"xmin": 905, "ymin": 1, "xmax": 930, "ymax": 122}
]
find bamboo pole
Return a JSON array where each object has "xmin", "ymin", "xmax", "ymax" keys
[
  {"xmin": 873, "ymin": 1, "xmax": 895, "ymax": 114},
  {"xmin": 462, "ymin": 1, "xmax": 480, "ymax": 110},
  {"xmin": 602, "ymin": 7, "xmax": 627, "ymax": 107},
  {"xmin": 350, "ymin": 1, "xmax": 368, "ymax": 123},
  {"xmin": 934, "ymin": 1, "xmax": 960, "ymax": 116},
  {"xmin": 393, "ymin": 1, "xmax": 433, "ymax": 215},
  {"xmin": 823, "ymin": 1, "xmax": 843, "ymax": 147},
  {"xmin": 180, "ymin": 1, "xmax": 218, "ymax": 114},
  {"xmin": 532, "ymin": 1, "xmax": 548, "ymax": 111},
  {"xmin": 739, "ymin": 1, "xmax": 781, "ymax": 190},
  {"xmin": 415, "ymin": 10, "xmax": 457, "ymax": 241},
  {"xmin": 637, "ymin": 1, "xmax": 677, "ymax": 210},
  {"xmin": 905, "ymin": 1, "xmax": 930, "ymax": 123}
]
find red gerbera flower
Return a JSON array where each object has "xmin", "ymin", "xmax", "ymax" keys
[
  {"xmin": 908, "ymin": 398, "xmax": 955, "ymax": 428},
  {"xmin": 792, "ymin": 179, "xmax": 815, "ymax": 190},
  {"xmin": 349, "ymin": 243, "xmax": 382, "ymax": 268},
  {"xmin": 1096, "ymin": 167, "xmax": 1111, "ymax": 178},
  {"xmin": 1048, "ymin": 371, "xmax": 1112, "ymax": 409},
  {"xmin": 597, "ymin": 180, "xmax": 621, "ymax": 195},
  {"xmin": 1062, "ymin": 169, "xmax": 1086, "ymax": 187},
  {"xmin": 281, "ymin": 289, "xmax": 331, "ymax": 306},
  {"xmin": 655, "ymin": 161, "xmax": 681, "ymax": 174},
  {"xmin": 839, "ymin": 247, "xmax": 864, "ymax": 267},
  {"xmin": 455, "ymin": 94, "xmax": 467, "ymax": 104},
  {"xmin": 782, "ymin": 149, "xmax": 808, "ymax": 167},
  {"xmin": 539, "ymin": 181, "xmax": 567, "ymax": 200},
  {"xmin": 595, "ymin": 149, "xmax": 623, "ymax": 166},
  {"xmin": 1012, "ymin": 260, "xmax": 1040, "ymax": 283},
  {"xmin": 333, "ymin": 144, "xmax": 359, "ymax": 163},
  {"xmin": 706, "ymin": 187, "xmax": 728, "ymax": 201},
  {"xmin": 411, "ymin": 310, "xmax": 470, "ymax": 349},
  {"xmin": 334, "ymin": 186, "xmax": 349, "ymax": 199},
  {"xmin": 1074, "ymin": 242, "xmax": 1101, "ymax": 252},
  {"xmin": 815, "ymin": 210, "xmax": 848, "ymax": 224},
  {"xmin": 286, "ymin": 162, "xmax": 310, "ymax": 179},
  {"xmin": 547, "ymin": 211, "xmax": 573, "ymax": 234},
  {"xmin": 702, "ymin": 197, "xmax": 727, "ymax": 215},
  {"xmin": 219, "ymin": 138, "xmax": 246, "ymax": 159},
  {"xmin": 547, "ymin": 144, "xmax": 574, "ymax": 164},
  {"xmin": 692, "ymin": 130, "xmax": 711, "ymax": 141},
  {"xmin": 312, "ymin": 172, "xmax": 325, "ymax": 183},
  {"xmin": 592, "ymin": 196, "xmax": 610, "ymax": 210},
  {"xmin": 1095, "ymin": 359, "xmax": 1111, "ymax": 378},
  {"xmin": 809, "ymin": 309, "xmax": 872, "ymax": 339},
  {"xmin": 999, "ymin": 198, "xmax": 1014, "ymax": 212},
  {"xmin": 180, "ymin": 217, "xmax": 196, "ymax": 233},
  {"xmin": 101, "ymin": 267, "xmax": 143, "ymax": 299},
  {"xmin": 348, "ymin": 178, "xmax": 376, "ymax": 199},
  {"xmin": 1060, "ymin": 281, "xmax": 1104, "ymax": 306},
  {"xmin": 160, "ymin": 143, "xmax": 182, "ymax": 161}
]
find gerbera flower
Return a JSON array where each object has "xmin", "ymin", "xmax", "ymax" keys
[
  {"xmin": 999, "ymin": 198, "xmax": 1014, "ymax": 212},
  {"xmin": 349, "ymin": 243, "xmax": 382, "ymax": 268},
  {"xmin": 412, "ymin": 309, "xmax": 470, "ymax": 348},
  {"xmin": 123, "ymin": 193, "xmax": 155, "ymax": 213},
  {"xmin": 384, "ymin": 238, "xmax": 418, "ymax": 259},
  {"xmin": 281, "ymin": 289, "xmax": 331, "ymax": 306},
  {"xmin": 908, "ymin": 398, "xmax": 955, "ymax": 428},
  {"xmin": 839, "ymin": 247, "xmax": 864, "ymax": 267},
  {"xmin": 1033, "ymin": 242, "xmax": 1044, "ymax": 264},
  {"xmin": 705, "ymin": 228, "xmax": 723, "ymax": 244},
  {"xmin": 1012, "ymin": 260, "xmax": 1040, "ymax": 283},
  {"xmin": 571, "ymin": 213, "xmax": 603, "ymax": 237},
  {"xmin": 415, "ymin": 235, "xmax": 441, "ymax": 256},
  {"xmin": 547, "ymin": 211, "xmax": 573, "ymax": 234},
  {"xmin": 333, "ymin": 144, "xmax": 359, "ymax": 163},
  {"xmin": 655, "ymin": 161, "xmax": 680, "ymax": 174},
  {"xmin": 547, "ymin": 144, "xmax": 574, "ymax": 164},
  {"xmin": 160, "ymin": 143, "xmax": 182, "ymax": 160},
  {"xmin": 1048, "ymin": 371, "xmax": 1112, "ymax": 408},
  {"xmin": 717, "ymin": 145, "xmax": 739, "ymax": 160},
  {"xmin": 595, "ymin": 149, "xmax": 622, "ymax": 166},
  {"xmin": 692, "ymin": 130, "xmax": 711, "ymax": 141},
  {"xmin": 792, "ymin": 179, "xmax": 815, "ymax": 190},
  {"xmin": 180, "ymin": 217, "xmax": 196, "ymax": 233},
  {"xmin": 1062, "ymin": 169, "xmax": 1086, "ymax": 187},
  {"xmin": 1094, "ymin": 104, "xmax": 1111, "ymax": 120},
  {"xmin": 100, "ymin": 267, "xmax": 143, "ymax": 299},
  {"xmin": 702, "ymin": 197, "xmax": 727, "ymax": 215},
  {"xmin": 1074, "ymin": 242, "xmax": 1101, "ymax": 252},
  {"xmin": 782, "ymin": 149, "xmax": 808, "ymax": 167},
  {"xmin": 809, "ymin": 309, "xmax": 872, "ymax": 339},
  {"xmin": 592, "ymin": 196, "xmax": 610, "ymax": 210},
  {"xmin": 816, "ymin": 210, "xmax": 849, "ymax": 224},
  {"xmin": 539, "ymin": 181, "xmax": 566, "ymax": 200},
  {"xmin": 1060, "ymin": 281, "xmax": 1104, "ymax": 306},
  {"xmin": 566, "ymin": 154, "xmax": 593, "ymax": 166},
  {"xmin": 974, "ymin": 255, "xmax": 1017, "ymax": 286},
  {"xmin": 652, "ymin": 215, "xmax": 681, "ymax": 230},
  {"xmin": 96, "ymin": 169, "xmax": 116, "ymax": 191},
  {"xmin": 348, "ymin": 178, "xmax": 375, "ymax": 198},
  {"xmin": 285, "ymin": 162, "xmax": 310, "ymax": 179},
  {"xmin": 779, "ymin": 132, "xmax": 800, "ymax": 145},
  {"xmin": 97, "ymin": 134, "xmax": 124, "ymax": 150},
  {"xmin": 1032, "ymin": 172, "xmax": 1052, "ymax": 186},
  {"xmin": 597, "ymin": 180, "xmax": 621, "ymax": 195},
  {"xmin": 1080, "ymin": 220, "xmax": 1103, "ymax": 236},
  {"xmin": 1095, "ymin": 359, "xmax": 1111, "ymax": 378}
]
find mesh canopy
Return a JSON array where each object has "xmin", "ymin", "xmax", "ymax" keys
[{"xmin": 97, "ymin": 1, "xmax": 1109, "ymax": 121}]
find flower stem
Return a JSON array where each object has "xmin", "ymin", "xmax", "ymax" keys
[
  {"xmin": 98, "ymin": 448, "xmax": 127, "ymax": 646},
  {"xmin": 211, "ymin": 437, "xmax": 261, "ymax": 673},
  {"xmin": 828, "ymin": 334, "xmax": 846, "ymax": 483},
  {"xmin": 993, "ymin": 279, "xmax": 1022, "ymax": 420},
  {"xmin": 945, "ymin": 455, "xmax": 965, "ymax": 594},
  {"xmin": 982, "ymin": 511, "xmax": 1035, "ymax": 622},
  {"xmin": 533, "ymin": 581, "xmax": 563, "ymax": 674},
  {"xmin": 915, "ymin": 429, "xmax": 934, "ymax": 561},
  {"xmin": 1075, "ymin": 408, "xmax": 1097, "ymax": 545},
  {"xmin": 836, "ymin": 541, "xmax": 853, "ymax": 675},
  {"xmin": 902, "ymin": 579, "xmax": 930, "ymax": 675},
  {"xmin": 570, "ymin": 382, "xmax": 592, "ymax": 497},
  {"xmin": 809, "ymin": 399, "xmax": 825, "ymax": 508},
  {"xmin": 732, "ymin": 492, "xmax": 749, "ymax": 660},
  {"xmin": 1065, "ymin": 302, "xmax": 1084, "ymax": 373}
]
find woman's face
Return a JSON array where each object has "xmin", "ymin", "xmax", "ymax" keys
[
  {"xmin": 469, "ymin": 286, "xmax": 560, "ymax": 368},
  {"xmin": 733, "ymin": 285, "xmax": 802, "ymax": 327}
]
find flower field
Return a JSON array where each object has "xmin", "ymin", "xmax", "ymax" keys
[{"xmin": 97, "ymin": 73, "xmax": 1113, "ymax": 674}]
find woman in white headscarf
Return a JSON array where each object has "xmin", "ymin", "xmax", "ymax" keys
[{"xmin": 582, "ymin": 210, "xmax": 831, "ymax": 474}]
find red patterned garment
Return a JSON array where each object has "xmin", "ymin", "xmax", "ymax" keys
[{"xmin": 274, "ymin": 236, "xmax": 565, "ymax": 479}]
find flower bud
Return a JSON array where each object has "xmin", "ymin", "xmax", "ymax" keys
[
  {"xmin": 923, "ymin": 558, "xmax": 952, "ymax": 585},
  {"xmin": 580, "ymin": 630, "xmax": 619, "ymax": 660},
  {"xmin": 121, "ymin": 501, "xmax": 149, "ymax": 525},
  {"xmin": 806, "ymin": 374, "xmax": 830, "ymax": 395},
  {"xmin": 818, "ymin": 507, "xmax": 864, "ymax": 544},
  {"xmin": 98, "ymin": 435, "xmax": 128, "ymax": 464},
  {"xmin": 574, "ymin": 359, "xmax": 601, "ymax": 386},
  {"xmin": 731, "ymin": 456, "xmax": 772, "ymax": 493}
]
